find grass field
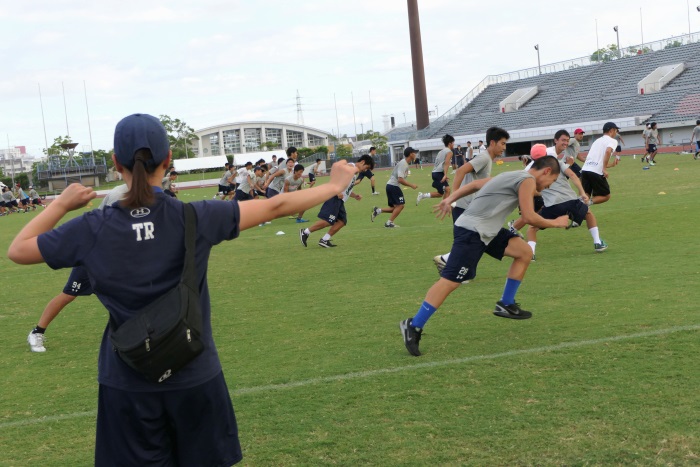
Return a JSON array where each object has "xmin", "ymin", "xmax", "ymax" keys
[{"xmin": 1, "ymin": 154, "xmax": 699, "ymax": 465}]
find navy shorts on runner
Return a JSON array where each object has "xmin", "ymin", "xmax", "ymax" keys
[
  {"xmin": 308, "ymin": 173, "xmax": 316, "ymax": 183},
  {"xmin": 358, "ymin": 169, "xmax": 374, "ymax": 180},
  {"xmin": 568, "ymin": 162, "xmax": 582, "ymax": 179},
  {"xmin": 431, "ymin": 172, "xmax": 449, "ymax": 194},
  {"xmin": 218, "ymin": 184, "xmax": 231, "ymax": 195},
  {"xmin": 441, "ymin": 227, "xmax": 519, "ymax": 283},
  {"xmin": 266, "ymin": 188, "xmax": 279, "ymax": 198},
  {"xmin": 95, "ymin": 372, "xmax": 242, "ymax": 467},
  {"xmin": 695, "ymin": 141, "xmax": 700, "ymax": 152},
  {"xmin": 615, "ymin": 145, "xmax": 622, "ymax": 153},
  {"xmin": 235, "ymin": 189, "xmax": 252, "ymax": 201},
  {"xmin": 317, "ymin": 197, "xmax": 347, "ymax": 225},
  {"xmin": 62, "ymin": 266, "xmax": 94, "ymax": 296},
  {"xmin": 539, "ymin": 199, "xmax": 588, "ymax": 228},
  {"xmin": 254, "ymin": 189, "xmax": 266, "ymax": 197},
  {"xmin": 648, "ymin": 144, "xmax": 657, "ymax": 153},
  {"xmin": 452, "ymin": 206, "xmax": 465, "ymax": 225},
  {"xmin": 385, "ymin": 185, "xmax": 405, "ymax": 207},
  {"xmin": 581, "ymin": 171, "xmax": 610, "ymax": 197}
]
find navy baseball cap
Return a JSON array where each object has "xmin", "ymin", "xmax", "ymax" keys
[
  {"xmin": 114, "ymin": 113, "xmax": 170, "ymax": 170},
  {"xmin": 602, "ymin": 122, "xmax": 620, "ymax": 132}
]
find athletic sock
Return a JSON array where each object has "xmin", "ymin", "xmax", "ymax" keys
[
  {"xmin": 372, "ymin": 188, "xmax": 376, "ymax": 193},
  {"xmin": 412, "ymin": 301, "xmax": 437, "ymax": 329},
  {"xmin": 303, "ymin": 228, "xmax": 311, "ymax": 235},
  {"xmin": 322, "ymin": 233, "xmax": 331, "ymax": 241},
  {"xmin": 33, "ymin": 326, "xmax": 46, "ymax": 334},
  {"xmin": 589, "ymin": 227, "xmax": 601, "ymax": 244},
  {"xmin": 500, "ymin": 278, "xmax": 522, "ymax": 306},
  {"xmin": 527, "ymin": 241, "xmax": 536, "ymax": 254}
]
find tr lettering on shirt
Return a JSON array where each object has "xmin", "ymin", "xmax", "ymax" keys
[{"xmin": 132, "ymin": 222, "xmax": 155, "ymax": 241}]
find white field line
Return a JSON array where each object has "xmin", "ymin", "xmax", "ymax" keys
[{"xmin": 2, "ymin": 324, "xmax": 698, "ymax": 430}]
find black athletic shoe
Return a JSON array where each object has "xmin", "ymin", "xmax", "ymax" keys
[
  {"xmin": 318, "ymin": 239, "xmax": 337, "ymax": 248},
  {"xmin": 299, "ymin": 229, "xmax": 309, "ymax": 247},
  {"xmin": 493, "ymin": 301, "xmax": 532, "ymax": 320},
  {"xmin": 400, "ymin": 318, "xmax": 422, "ymax": 356}
]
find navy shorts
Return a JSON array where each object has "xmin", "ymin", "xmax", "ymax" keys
[
  {"xmin": 218, "ymin": 184, "xmax": 231, "ymax": 195},
  {"xmin": 358, "ymin": 169, "xmax": 374, "ymax": 180},
  {"xmin": 235, "ymin": 189, "xmax": 252, "ymax": 201},
  {"xmin": 452, "ymin": 206, "xmax": 465, "ymax": 225},
  {"xmin": 0, "ymin": 201, "xmax": 5, "ymax": 207},
  {"xmin": 455, "ymin": 156, "xmax": 465, "ymax": 168},
  {"xmin": 648, "ymin": 144, "xmax": 657, "ymax": 153},
  {"xmin": 615, "ymin": 145, "xmax": 622, "ymax": 153},
  {"xmin": 540, "ymin": 199, "xmax": 588, "ymax": 227},
  {"xmin": 63, "ymin": 266, "xmax": 94, "ymax": 296},
  {"xmin": 695, "ymin": 141, "xmax": 700, "ymax": 152},
  {"xmin": 308, "ymin": 173, "xmax": 316, "ymax": 182},
  {"xmin": 385, "ymin": 185, "xmax": 405, "ymax": 207},
  {"xmin": 318, "ymin": 196, "xmax": 347, "ymax": 225},
  {"xmin": 164, "ymin": 189, "xmax": 177, "ymax": 198},
  {"xmin": 20, "ymin": 198, "xmax": 29, "ymax": 206},
  {"xmin": 254, "ymin": 189, "xmax": 266, "ymax": 197},
  {"xmin": 581, "ymin": 171, "xmax": 610, "ymax": 197},
  {"xmin": 95, "ymin": 372, "xmax": 242, "ymax": 467},
  {"xmin": 441, "ymin": 227, "xmax": 519, "ymax": 283},
  {"xmin": 266, "ymin": 188, "xmax": 280, "ymax": 198},
  {"xmin": 31, "ymin": 198, "xmax": 42, "ymax": 205},
  {"xmin": 431, "ymin": 172, "xmax": 449, "ymax": 194},
  {"xmin": 568, "ymin": 162, "xmax": 582, "ymax": 179}
]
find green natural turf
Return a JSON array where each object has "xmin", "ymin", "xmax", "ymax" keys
[{"xmin": 1, "ymin": 154, "xmax": 699, "ymax": 465}]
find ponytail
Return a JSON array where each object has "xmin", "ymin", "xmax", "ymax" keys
[{"xmin": 121, "ymin": 148, "xmax": 157, "ymax": 208}]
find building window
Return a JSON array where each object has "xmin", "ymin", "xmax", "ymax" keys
[
  {"xmin": 244, "ymin": 128, "xmax": 262, "ymax": 152},
  {"xmin": 265, "ymin": 128, "xmax": 282, "ymax": 148},
  {"xmin": 209, "ymin": 133, "xmax": 221, "ymax": 155},
  {"xmin": 308, "ymin": 134, "xmax": 325, "ymax": 147},
  {"xmin": 286, "ymin": 130, "xmax": 303, "ymax": 148},
  {"xmin": 222, "ymin": 129, "xmax": 241, "ymax": 154}
]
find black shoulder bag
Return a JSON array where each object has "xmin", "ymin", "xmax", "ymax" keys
[{"xmin": 109, "ymin": 203, "xmax": 204, "ymax": 383}]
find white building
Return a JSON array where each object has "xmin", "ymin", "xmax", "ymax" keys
[
  {"xmin": 192, "ymin": 121, "xmax": 332, "ymax": 157},
  {"xmin": 0, "ymin": 147, "xmax": 36, "ymax": 176}
]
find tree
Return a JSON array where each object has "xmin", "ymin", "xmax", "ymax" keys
[
  {"xmin": 356, "ymin": 130, "xmax": 389, "ymax": 154},
  {"xmin": 261, "ymin": 141, "xmax": 281, "ymax": 151},
  {"xmin": 664, "ymin": 40, "xmax": 682, "ymax": 49},
  {"xmin": 315, "ymin": 146, "xmax": 329, "ymax": 156},
  {"xmin": 334, "ymin": 144, "xmax": 354, "ymax": 159},
  {"xmin": 297, "ymin": 147, "xmax": 315, "ymax": 159},
  {"xmin": 590, "ymin": 44, "xmax": 619, "ymax": 62},
  {"xmin": 159, "ymin": 115, "xmax": 199, "ymax": 160},
  {"xmin": 43, "ymin": 135, "xmax": 74, "ymax": 156}
]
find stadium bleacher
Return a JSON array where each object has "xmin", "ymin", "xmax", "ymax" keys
[{"xmin": 421, "ymin": 41, "xmax": 700, "ymax": 139}]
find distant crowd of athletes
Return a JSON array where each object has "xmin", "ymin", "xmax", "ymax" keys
[{"xmin": 0, "ymin": 182, "xmax": 45, "ymax": 216}]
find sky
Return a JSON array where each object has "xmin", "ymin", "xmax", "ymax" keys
[{"xmin": 1, "ymin": 0, "xmax": 699, "ymax": 156}]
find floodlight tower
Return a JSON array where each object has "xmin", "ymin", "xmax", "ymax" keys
[{"xmin": 407, "ymin": 0, "xmax": 429, "ymax": 130}]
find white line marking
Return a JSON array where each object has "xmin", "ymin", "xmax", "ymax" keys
[{"xmin": 2, "ymin": 324, "xmax": 698, "ymax": 429}]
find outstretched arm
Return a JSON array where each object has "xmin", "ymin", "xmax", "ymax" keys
[
  {"xmin": 8, "ymin": 184, "xmax": 97, "ymax": 264},
  {"xmin": 518, "ymin": 179, "xmax": 569, "ymax": 229},
  {"xmin": 432, "ymin": 177, "xmax": 491, "ymax": 220}
]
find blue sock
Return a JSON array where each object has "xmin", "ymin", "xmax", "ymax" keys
[
  {"xmin": 411, "ymin": 301, "xmax": 437, "ymax": 329},
  {"xmin": 500, "ymin": 278, "xmax": 521, "ymax": 305}
]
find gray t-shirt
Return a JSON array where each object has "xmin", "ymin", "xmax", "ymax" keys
[
  {"xmin": 269, "ymin": 167, "xmax": 288, "ymax": 192},
  {"xmin": 541, "ymin": 160, "xmax": 577, "ymax": 206},
  {"xmin": 647, "ymin": 129, "xmax": 659, "ymax": 144},
  {"xmin": 564, "ymin": 139, "xmax": 581, "ymax": 160},
  {"xmin": 387, "ymin": 159, "xmax": 410, "ymax": 187},
  {"xmin": 285, "ymin": 174, "xmax": 303, "ymax": 192},
  {"xmin": 162, "ymin": 177, "xmax": 174, "ymax": 191},
  {"xmin": 238, "ymin": 172, "xmax": 253, "ymax": 193},
  {"xmin": 219, "ymin": 170, "xmax": 232, "ymax": 186},
  {"xmin": 692, "ymin": 125, "xmax": 700, "ymax": 141},
  {"xmin": 432, "ymin": 148, "xmax": 452, "ymax": 174},
  {"xmin": 455, "ymin": 170, "xmax": 534, "ymax": 245},
  {"xmin": 2, "ymin": 190, "xmax": 16, "ymax": 202},
  {"xmin": 455, "ymin": 153, "xmax": 492, "ymax": 210}
]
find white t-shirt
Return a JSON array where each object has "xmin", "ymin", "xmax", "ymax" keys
[
  {"xmin": 582, "ymin": 135, "xmax": 617, "ymax": 175},
  {"xmin": 546, "ymin": 146, "xmax": 563, "ymax": 159}
]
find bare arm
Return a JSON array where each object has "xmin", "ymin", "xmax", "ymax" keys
[
  {"xmin": 518, "ymin": 179, "xmax": 569, "ymax": 229},
  {"xmin": 238, "ymin": 161, "xmax": 355, "ymax": 230},
  {"xmin": 398, "ymin": 177, "xmax": 417, "ymax": 190},
  {"xmin": 8, "ymin": 184, "xmax": 97, "ymax": 264},
  {"xmin": 432, "ymin": 177, "xmax": 491, "ymax": 219},
  {"xmin": 453, "ymin": 162, "xmax": 474, "ymax": 190},
  {"xmin": 565, "ymin": 168, "xmax": 588, "ymax": 202},
  {"xmin": 442, "ymin": 151, "xmax": 453, "ymax": 181}
]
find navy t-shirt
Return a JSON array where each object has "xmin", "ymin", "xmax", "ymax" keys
[{"xmin": 37, "ymin": 193, "xmax": 240, "ymax": 392}]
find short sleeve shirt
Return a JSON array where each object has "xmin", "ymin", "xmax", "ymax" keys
[
  {"xmin": 564, "ymin": 139, "xmax": 581, "ymax": 160},
  {"xmin": 387, "ymin": 159, "xmax": 410, "ymax": 186},
  {"xmin": 541, "ymin": 160, "xmax": 577, "ymax": 206},
  {"xmin": 692, "ymin": 125, "xmax": 700, "ymax": 141},
  {"xmin": 647, "ymin": 129, "xmax": 659, "ymax": 144},
  {"xmin": 455, "ymin": 153, "xmax": 492, "ymax": 210},
  {"xmin": 432, "ymin": 148, "xmax": 452, "ymax": 173},
  {"xmin": 285, "ymin": 175, "xmax": 303, "ymax": 192},
  {"xmin": 582, "ymin": 135, "xmax": 617, "ymax": 175},
  {"xmin": 455, "ymin": 170, "xmax": 533, "ymax": 244},
  {"xmin": 37, "ymin": 195, "xmax": 241, "ymax": 392}
]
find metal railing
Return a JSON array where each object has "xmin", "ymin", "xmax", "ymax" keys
[{"xmin": 390, "ymin": 30, "xmax": 700, "ymax": 142}]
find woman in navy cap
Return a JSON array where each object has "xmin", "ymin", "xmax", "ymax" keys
[{"xmin": 8, "ymin": 113, "xmax": 356, "ymax": 466}]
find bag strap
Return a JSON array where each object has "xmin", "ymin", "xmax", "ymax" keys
[{"xmin": 181, "ymin": 203, "xmax": 198, "ymax": 290}]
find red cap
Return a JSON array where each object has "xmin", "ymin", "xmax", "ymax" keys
[
  {"xmin": 574, "ymin": 128, "xmax": 585, "ymax": 135},
  {"xmin": 530, "ymin": 144, "xmax": 548, "ymax": 160}
]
